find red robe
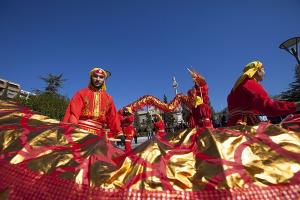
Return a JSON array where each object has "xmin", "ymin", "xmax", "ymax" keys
[
  {"xmin": 121, "ymin": 115, "xmax": 135, "ymax": 140},
  {"xmin": 63, "ymin": 87, "xmax": 121, "ymax": 137},
  {"xmin": 121, "ymin": 115, "xmax": 136, "ymax": 151},
  {"xmin": 227, "ymin": 78, "xmax": 296, "ymax": 126},
  {"xmin": 154, "ymin": 120, "xmax": 166, "ymax": 137},
  {"xmin": 187, "ymin": 83, "xmax": 212, "ymax": 128}
]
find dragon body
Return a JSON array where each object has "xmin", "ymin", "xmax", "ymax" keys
[{"xmin": 120, "ymin": 69, "xmax": 213, "ymax": 127}]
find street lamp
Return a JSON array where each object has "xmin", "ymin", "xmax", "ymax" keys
[{"xmin": 279, "ymin": 36, "xmax": 300, "ymax": 65}]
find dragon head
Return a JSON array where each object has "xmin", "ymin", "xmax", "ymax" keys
[{"xmin": 187, "ymin": 68, "xmax": 206, "ymax": 86}]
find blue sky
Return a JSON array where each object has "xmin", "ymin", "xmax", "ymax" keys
[{"xmin": 0, "ymin": 0, "xmax": 299, "ymax": 111}]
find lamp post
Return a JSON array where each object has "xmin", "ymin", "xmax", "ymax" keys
[{"xmin": 279, "ymin": 36, "xmax": 300, "ymax": 65}]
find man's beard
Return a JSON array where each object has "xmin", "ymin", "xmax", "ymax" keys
[
  {"xmin": 91, "ymin": 79, "xmax": 103, "ymax": 89},
  {"xmin": 93, "ymin": 84, "xmax": 102, "ymax": 89}
]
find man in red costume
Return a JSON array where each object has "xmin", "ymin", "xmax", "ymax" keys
[
  {"xmin": 63, "ymin": 67, "xmax": 125, "ymax": 142},
  {"xmin": 187, "ymin": 69, "xmax": 213, "ymax": 128},
  {"xmin": 153, "ymin": 114, "xmax": 166, "ymax": 137},
  {"xmin": 120, "ymin": 107, "xmax": 136, "ymax": 152},
  {"xmin": 227, "ymin": 60, "xmax": 300, "ymax": 126}
]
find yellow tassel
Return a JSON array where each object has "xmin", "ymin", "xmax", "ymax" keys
[
  {"xmin": 194, "ymin": 96, "xmax": 203, "ymax": 107},
  {"xmin": 126, "ymin": 107, "xmax": 133, "ymax": 114},
  {"xmin": 101, "ymin": 82, "xmax": 107, "ymax": 91},
  {"xmin": 232, "ymin": 60, "xmax": 263, "ymax": 91}
]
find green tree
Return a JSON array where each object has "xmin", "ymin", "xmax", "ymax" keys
[
  {"xmin": 16, "ymin": 93, "xmax": 69, "ymax": 120},
  {"xmin": 214, "ymin": 107, "xmax": 228, "ymax": 127},
  {"xmin": 161, "ymin": 94, "xmax": 175, "ymax": 128},
  {"xmin": 163, "ymin": 94, "xmax": 168, "ymax": 104},
  {"xmin": 40, "ymin": 73, "xmax": 66, "ymax": 95},
  {"xmin": 133, "ymin": 111, "xmax": 142, "ymax": 133},
  {"xmin": 145, "ymin": 112, "xmax": 153, "ymax": 131},
  {"xmin": 280, "ymin": 64, "xmax": 300, "ymax": 102},
  {"xmin": 181, "ymin": 104, "xmax": 191, "ymax": 123},
  {"xmin": 14, "ymin": 73, "xmax": 69, "ymax": 120},
  {"xmin": 209, "ymin": 101, "xmax": 216, "ymax": 122}
]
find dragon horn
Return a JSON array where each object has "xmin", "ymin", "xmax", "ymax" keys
[
  {"xmin": 187, "ymin": 67, "xmax": 206, "ymax": 85},
  {"xmin": 187, "ymin": 67, "xmax": 197, "ymax": 79},
  {"xmin": 187, "ymin": 67, "xmax": 192, "ymax": 73}
]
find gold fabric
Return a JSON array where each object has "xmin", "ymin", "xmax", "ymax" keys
[{"xmin": 1, "ymin": 100, "xmax": 300, "ymax": 193}]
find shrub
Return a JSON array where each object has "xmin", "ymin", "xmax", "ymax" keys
[{"xmin": 15, "ymin": 92, "xmax": 69, "ymax": 120}]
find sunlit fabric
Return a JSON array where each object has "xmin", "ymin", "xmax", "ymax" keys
[{"xmin": 1, "ymin": 100, "xmax": 300, "ymax": 199}]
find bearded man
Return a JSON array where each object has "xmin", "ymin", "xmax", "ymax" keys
[{"xmin": 63, "ymin": 67, "xmax": 125, "ymax": 142}]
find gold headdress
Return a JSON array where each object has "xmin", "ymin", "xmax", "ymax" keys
[
  {"xmin": 89, "ymin": 67, "xmax": 111, "ymax": 91},
  {"xmin": 232, "ymin": 60, "xmax": 263, "ymax": 91}
]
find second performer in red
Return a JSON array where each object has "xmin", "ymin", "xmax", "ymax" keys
[{"xmin": 121, "ymin": 107, "xmax": 136, "ymax": 152}]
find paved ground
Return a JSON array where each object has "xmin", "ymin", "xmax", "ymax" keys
[
  {"xmin": 131, "ymin": 136, "xmax": 150, "ymax": 148},
  {"xmin": 115, "ymin": 136, "xmax": 151, "ymax": 150}
]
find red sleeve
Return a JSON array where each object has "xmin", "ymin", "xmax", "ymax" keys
[
  {"xmin": 188, "ymin": 114, "xmax": 196, "ymax": 128},
  {"xmin": 118, "ymin": 113, "xmax": 124, "ymax": 122},
  {"xmin": 154, "ymin": 121, "xmax": 165, "ymax": 131},
  {"xmin": 125, "ymin": 115, "xmax": 134, "ymax": 124},
  {"xmin": 62, "ymin": 103, "xmax": 71, "ymax": 122},
  {"xmin": 244, "ymin": 80, "xmax": 296, "ymax": 117},
  {"xmin": 154, "ymin": 122, "xmax": 159, "ymax": 131},
  {"xmin": 63, "ymin": 92, "xmax": 84, "ymax": 122},
  {"xmin": 106, "ymin": 96, "xmax": 122, "ymax": 136}
]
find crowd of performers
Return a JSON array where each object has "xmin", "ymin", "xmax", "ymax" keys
[
  {"xmin": 64, "ymin": 63, "xmax": 300, "ymax": 147},
  {"xmin": 1, "ymin": 61, "xmax": 300, "ymax": 199}
]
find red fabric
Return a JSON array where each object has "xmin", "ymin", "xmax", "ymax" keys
[
  {"xmin": 187, "ymin": 114, "xmax": 196, "ymax": 128},
  {"xmin": 92, "ymin": 69, "xmax": 105, "ymax": 76},
  {"xmin": 123, "ymin": 126, "xmax": 135, "ymax": 139},
  {"xmin": 154, "ymin": 120, "xmax": 165, "ymax": 131},
  {"xmin": 121, "ymin": 115, "xmax": 135, "ymax": 139},
  {"xmin": 121, "ymin": 115, "xmax": 134, "ymax": 127},
  {"xmin": 63, "ymin": 87, "xmax": 121, "ymax": 136},
  {"xmin": 187, "ymin": 83, "xmax": 213, "ymax": 128},
  {"xmin": 187, "ymin": 81, "xmax": 209, "ymax": 105},
  {"xmin": 192, "ymin": 104, "xmax": 212, "ymax": 128},
  {"xmin": 1, "ymin": 160, "xmax": 300, "ymax": 200},
  {"xmin": 124, "ymin": 140, "xmax": 132, "ymax": 152},
  {"xmin": 281, "ymin": 114, "xmax": 300, "ymax": 132},
  {"xmin": 121, "ymin": 115, "xmax": 136, "ymax": 152},
  {"xmin": 1, "ymin": 102, "xmax": 300, "ymax": 199},
  {"xmin": 154, "ymin": 120, "xmax": 166, "ymax": 137},
  {"xmin": 118, "ymin": 110, "xmax": 124, "ymax": 121},
  {"xmin": 195, "ymin": 85, "xmax": 209, "ymax": 104},
  {"xmin": 227, "ymin": 78, "xmax": 296, "ymax": 126}
]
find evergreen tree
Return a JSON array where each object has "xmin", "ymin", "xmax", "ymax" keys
[
  {"xmin": 181, "ymin": 104, "xmax": 191, "ymax": 123},
  {"xmin": 40, "ymin": 73, "xmax": 66, "ymax": 95},
  {"xmin": 14, "ymin": 73, "xmax": 69, "ymax": 120},
  {"xmin": 280, "ymin": 64, "xmax": 300, "ymax": 102},
  {"xmin": 16, "ymin": 93, "xmax": 69, "ymax": 120},
  {"xmin": 163, "ymin": 94, "xmax": 168, "ymax": 104},
  {"xmin": 145, "ymin": 112, "xmax": 153, "ymax": 131},
  {"xmin": 209, "ymin": 101, "xmax": 216, "ymax": 120},
  {"xmin": 161, "ymin": 94, "xmax": 175, "ymax": 128},
  {"xmin": 133, "ymin": 111, "xmax": 142, "ymax": 133}
]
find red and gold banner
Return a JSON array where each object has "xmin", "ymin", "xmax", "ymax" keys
[{"xmin": 1, "ymin": 100, "xmax": 300, "ymax": 199}]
